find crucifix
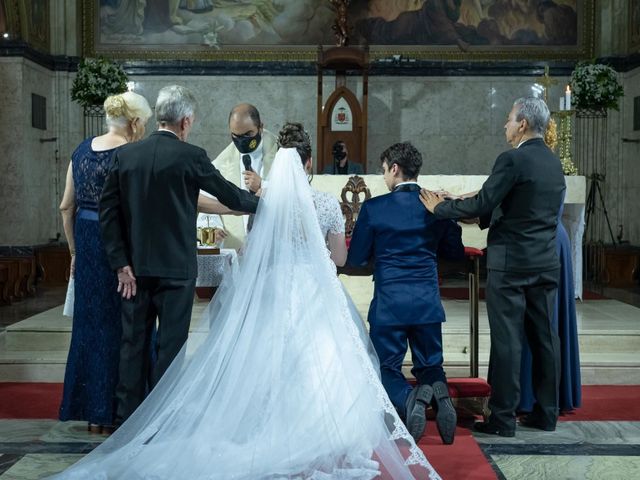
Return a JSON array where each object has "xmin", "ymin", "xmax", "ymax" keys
[{"xmin": 535, "ymin": 65, "xmax": 558, "ymax": 104}]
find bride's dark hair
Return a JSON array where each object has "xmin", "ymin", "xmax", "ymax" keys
[{"xmin": 278, "ymin": 122, "xmax": 312, "ymax": 166}]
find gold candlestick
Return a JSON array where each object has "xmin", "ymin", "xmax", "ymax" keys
[{"xmin": 552, "ymin": 110, "xmax": 578, "ymax": 175}]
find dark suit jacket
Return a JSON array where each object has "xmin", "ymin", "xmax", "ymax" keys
[
  {"xmin": 347, "ymin": 183, "xmax": 464, "ymax": 326},
  {"xmin": 434, "ymin": 137, "xmax": 565, "ymax": 273},
  {"xmin": 100, "ymin": 131, "xmax": 259, "ymax": 279}
]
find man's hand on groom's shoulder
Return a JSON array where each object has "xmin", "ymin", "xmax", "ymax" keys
[{"xmin": 419, "ymin": 189, "xmax": 445, "ymax": 214}]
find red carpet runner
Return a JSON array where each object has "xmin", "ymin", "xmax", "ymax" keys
[{"xmin": 2, "ymin": 384, "xmax": 639, "ymax": 479}]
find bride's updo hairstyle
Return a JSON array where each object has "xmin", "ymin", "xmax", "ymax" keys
[
  {"xmin": 104, "ymin": 91, "xmax": 152, "ymax": 129},
  {"xmin": 277, "ymin": 122, "xmax": 312, "ymax": 166}
]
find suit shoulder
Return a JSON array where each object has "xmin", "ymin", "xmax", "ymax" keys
[
  {"xmin": 180, "ymin": 140, "xmax": 207, "ymax": 156},
  {"xmin": 362, "ymin": 191, "xmax": 392, "ymax": 209}
]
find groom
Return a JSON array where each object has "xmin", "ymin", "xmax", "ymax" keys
[
  {"xmin": 100, "ymin": 85, "xmax": 259, "ymax": 425},
  {"xmin": 347, "ymin": 142, "xmax": 464, "ymax": 444}
]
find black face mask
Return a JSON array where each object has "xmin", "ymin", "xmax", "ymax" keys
[{"xmin": 232, "ymin": 131, "xmax": 261, "ymax": 154}]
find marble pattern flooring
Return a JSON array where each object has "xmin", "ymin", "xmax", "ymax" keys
[
  {"xmin": 1, "ymin": 286, "xmax": 639, "ymax": 478},
  {"xmin": 0, "ymin": 419, "xmax": 639, "ymax": 479}
]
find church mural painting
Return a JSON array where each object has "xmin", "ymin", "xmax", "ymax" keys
[
  {"xmin": 0, "ymin": 1, "xmax": 7, "ymax": 35},
  {"xmin": 85, "ymin": 0, "xmax": 594, "ymax": 60},
  {"xmin": 20, "ymin": 0, "xmax": 49, "ymax": 52},
  {"xmin": 631, "ymin": 0, "xmax": 640, "ymax": 52}
]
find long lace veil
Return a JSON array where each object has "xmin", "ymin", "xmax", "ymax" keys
[{"xmin": 51, "ymin": 148, "xmax": 439, "ymax": 479}]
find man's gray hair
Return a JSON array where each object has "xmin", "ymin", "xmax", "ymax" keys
[
  {"xmin": 155, "ymin": 85, "xmax": 197, "ymax": 125},
  {"xmin": 512, "ymin": 97, "xmax": 550, "ymax": 136}
]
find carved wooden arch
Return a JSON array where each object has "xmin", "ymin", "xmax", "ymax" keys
[
  {"xmin": 339, "ymin": 175, "xmax": 371, "ymax": 238},
  {"xmin": 318, "ymin": 85, "xmax": 366, "ymax": 174},
  {"xmin": 320, "ymin": 86, "xmax": 363, "ymax": 128}
]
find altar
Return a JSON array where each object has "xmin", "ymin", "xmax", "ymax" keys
[{"xmin": 312, "ymin": 174, "xmax": 586, "ymax": 300}]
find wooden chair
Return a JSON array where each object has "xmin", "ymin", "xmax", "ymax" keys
[
  {"xmin": 336, "ymin": 175, "xmax": 373, "ymax": 276},
  {"xmin": 339, "ymin": 175, "xmax": 371, "ymax": 242}
]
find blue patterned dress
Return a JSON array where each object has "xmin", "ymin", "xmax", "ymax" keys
[
  {"xmin": 59, "ymin": 137, "xmax": 122, "ymax": 425},
  {"xmin": 519, "ymin": 201, "xmax": 582, "ymax": 413}
]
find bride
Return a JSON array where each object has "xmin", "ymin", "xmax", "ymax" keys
[{"xmin": 50, "ymin": 123, "xmax": 440, "ymax": 480}]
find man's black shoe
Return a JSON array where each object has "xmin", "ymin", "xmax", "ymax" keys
[
  {"xmin": 473, "ymin": 421, "xmax": 515, "ymax": 437},
  {"xmin": 431, "ymin": 381, "xmax": 457, "ymax": 445},
  {"xmin": 405, "ymin": 384, "xmax": 433, "ymax": 442},
  {"xmin": 519, "ymin": 414, "xmax": 556, "ymax": 432}
]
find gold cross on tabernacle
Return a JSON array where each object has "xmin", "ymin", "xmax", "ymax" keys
[{"xmin": 536, "ymin": 65, "xmax": 558, "ymax": 103}]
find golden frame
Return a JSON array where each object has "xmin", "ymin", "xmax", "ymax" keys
[{"xmin": 83, "ymin": 0, "xmax": 595, "ymax": 62}]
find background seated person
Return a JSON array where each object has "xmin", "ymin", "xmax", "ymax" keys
[{"xmin": 322, "ymin": 140, "xmax": 364, "ymax": 175}]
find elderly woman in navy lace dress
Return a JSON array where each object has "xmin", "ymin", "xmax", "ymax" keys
[{"xmin": 59, "ymin": 91, "xmax": 152, "ymax": 433}]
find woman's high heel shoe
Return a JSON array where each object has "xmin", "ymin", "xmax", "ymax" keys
[{"xmin": 87, "ymin": 423, "xmax": 102, "ymax": 434}]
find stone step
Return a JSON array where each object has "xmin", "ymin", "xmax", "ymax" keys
[
  {"xmin": 2, "ymin": 300, "xmax": 639, "ymax": 383},
  {"xmin": 6, "ymin": 325, "xmax": 639, "ymax": 358},
  {"xmin": 5, "ymin": 307, "xmax": 640, "ymax": 357},
  {"xmin": 1, "ymin": 344, "xmax": 638, "ymax": 383}
]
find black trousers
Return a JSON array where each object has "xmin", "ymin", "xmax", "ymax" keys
[
  {"xmin": 114, "ymin": 276, "xmax": 196, "ymax": 424},
  {"xmin": 486, "ymin": 268, "xmax": 560, "ymax": 431}
]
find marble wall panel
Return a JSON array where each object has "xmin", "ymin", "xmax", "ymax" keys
[{"xmin": 1, "ymin": 65, "xmax": 639, "ymax": 246}]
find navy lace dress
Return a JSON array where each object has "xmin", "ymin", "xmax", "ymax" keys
[
  {"xmin": 59, "ymin": 137, "xmax": 122, "ymax": 425},
  {"xmin": 519, "ymin": 201, "xmax": 582, "ymax": 413}
]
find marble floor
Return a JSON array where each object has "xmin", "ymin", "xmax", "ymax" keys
[
  {"xmin": 0, "ymin": 419, "xmax": 638, "ymax": 479},
  {"xmin": 1, "ymin": 284, "xmax": 639, "ymax": 478}
]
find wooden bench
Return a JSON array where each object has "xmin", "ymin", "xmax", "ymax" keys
[
  {"xmin": 0, "ymin": 255, "xmax": 37, "ymax": 302},
  {"xmin": 0, "ymin": 263, "xmax": 10, "ymax": 304},
  {"xmin": 35, "ymin": 245, "xmax": 71, "ymax": 285}
]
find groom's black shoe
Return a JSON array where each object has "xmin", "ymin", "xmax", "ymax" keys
[
  {"xmin": 431, "ymin": 381, "xmax": 457, "ymax": 445},
  {"xmin": 405, "ymin": 384, "xmax": 433, "ymax": 442}
]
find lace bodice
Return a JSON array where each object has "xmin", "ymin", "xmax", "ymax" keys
[
  {"xmin": 72, "ymin": 137, "xmax": 117, "ymax": 211},
  {"xmin": 312, "ymin": 189, "xmax": 344, "ymax": 239}
]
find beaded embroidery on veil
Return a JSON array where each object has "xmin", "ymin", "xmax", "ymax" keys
[{"xmin": 50, "ymin": 148, "xmax": 440, "ymax": 480}]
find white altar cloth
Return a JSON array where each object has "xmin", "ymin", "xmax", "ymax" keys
[
  {"xmin": 313, "ymin": 174, "xmax": 586, "ymax": 299},
  {"xmin": 196, "ymin": 248, "xmax": 237, "ymax": 288}
]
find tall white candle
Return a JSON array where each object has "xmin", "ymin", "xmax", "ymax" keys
[{"xmin": 565, "ymin": 85, "xmax": 571, "ymax": 111}]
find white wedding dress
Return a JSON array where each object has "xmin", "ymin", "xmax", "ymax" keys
[{"xmin": 51, "ymin": 148, "xmax": 440, "ymax": 480}]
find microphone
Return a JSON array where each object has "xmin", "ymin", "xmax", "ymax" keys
[{"xmin": 242, "ymin": 154, "xmax": 253, "ymax": 172}]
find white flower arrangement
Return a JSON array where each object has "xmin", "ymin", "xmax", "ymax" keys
[
  {"xmin": 570, "ymin": 62, "xmax": 624, "ymax": 111},
  {"xmin": 71, "ymin": 58, "xmax": 128, "ymax": 108}
]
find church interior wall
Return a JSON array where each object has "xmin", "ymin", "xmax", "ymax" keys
[
  {"xmin": 0, "ymin": 57, "xmax": 62, "ymax": 246},
  {"xmin": 0, "ymin": 0, "xmax": 639, "ymax": 247},
  {"xmin": 618, "ymin": 66, "xmax": 640, "ymax": 244}
]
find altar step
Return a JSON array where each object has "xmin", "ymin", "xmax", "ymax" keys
[{"xmin": 1, "ymin": 300, "xmax": 639, "ymax": 383}]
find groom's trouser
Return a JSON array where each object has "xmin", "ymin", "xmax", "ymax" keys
[
  {"xmin": 369, "ymin": 323, "xmax": 446, "ymax": 419},
  {"xmin": 114, "ymin": 276, "xmax": 196, "ymax": 424}
]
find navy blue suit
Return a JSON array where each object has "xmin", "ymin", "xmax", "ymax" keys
[{"xmin": 347, "ymin": 183, "xmax": 464, "ymax": 416}]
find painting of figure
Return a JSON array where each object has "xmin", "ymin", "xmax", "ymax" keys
[
  {"xmin": 97, "ymin": 0, "xmax": 334, "ymax": 48},
  {"xmin": 87, "ymin": 0, "xmax": 593, "ymax": 59},
  {"xmin": 349, "ymin": 0, "xmax": 580, "ymax": 47}
]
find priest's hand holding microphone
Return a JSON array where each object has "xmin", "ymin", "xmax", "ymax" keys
[{"xmin": 242, "ymin": 154, "xmax": 262, "ymax": 193}]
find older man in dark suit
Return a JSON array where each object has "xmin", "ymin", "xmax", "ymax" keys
[
  {"xmin": 347, "ymin": 142, "xmax": 464, "ymax": 444},
  {"xmin": 100, "ymin": 85, "xmax": 259, "ymax": 424},
  {"xmin": 421, "ymin": 97, "xmax": 565, "ymax": 437}
]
